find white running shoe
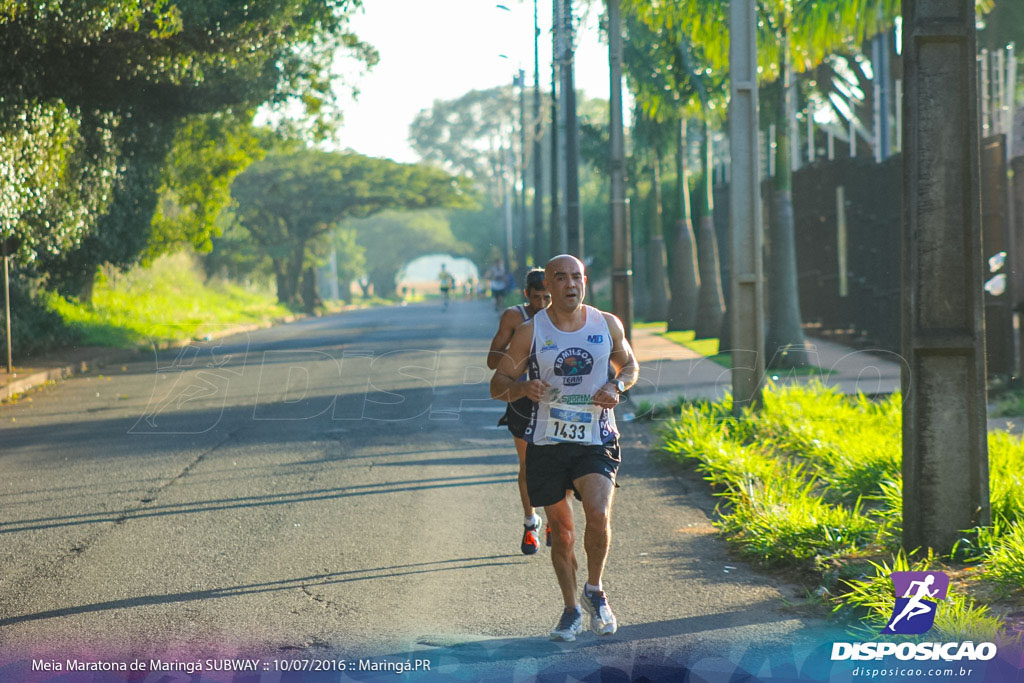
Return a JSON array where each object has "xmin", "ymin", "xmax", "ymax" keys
[
  {"xmin": 549, "ymin": 606, "xmax": 584, "ymax": 641},
  {"xmin": 581, "ymin": 588, "xmax": 618, "ymax": 635}
]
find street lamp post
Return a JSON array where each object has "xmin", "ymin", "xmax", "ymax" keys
[
  {"xmin": 607, "ymin": 0, "xmax": 632, "ymax": 343},
  {"xmin": 729, "ymin": 0, "xmax": 766, "ymax": 413},
  {"xmin": 532, "ymin": 0, "xmax": 545, "ymax": 268}
]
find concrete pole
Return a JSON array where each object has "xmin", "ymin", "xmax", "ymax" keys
[
  {"xmin": 549, "ymin": 0, "xmax": 562, "ymax": 256},
  {"xmin": 561, "ymin": 0, "xmax": 582, "ymax": 258},
  {"xmin": 902, "ymin": 0, "xmax": 990, "ymax": 554},
  {"xmin": 554, "ymin": 0, "xmax": 569, "ymax": 254},
  {"xmin": 329, "ymin": 246, "xmax": 339, "ymax": 301},
  {"xmin": 873, "ymin": 34, "xmax": 883, "ymax": 163},
  {"xmin": 729, "ymin": 0, "xmax": 765, "ymax": 413},
  {"xmin": 807, "ymin": 108, "xmax": 814, "ymax": 163},
  {"xmin": 3, "ymin": 252, "xmax": 11, "ymax": 374},
  {"xmin": 607, "ymin": 0, "xmax": 632, "ymax": 343},
  {"xmin": 1007, "ymin": 45, "xmax": 1015, "ymax": 162},
  {"xmin": 980, "ymin": 49, "xmax": 990, "ymax": 138},
  {"xmin": 532, "ymin": 0, "xmax": 545, "ymax": 267},
  {"xmin": 517, "ymin": 69, "xmax": 529, "ymax": 274},
  {"xmin": 895, "ymin": 78, "xmax": 903, "ymax": 152}
]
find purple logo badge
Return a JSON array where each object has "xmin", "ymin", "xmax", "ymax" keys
[{"xmin": 883, "ymin": 571, "xmax": 949, "ymax": 635}]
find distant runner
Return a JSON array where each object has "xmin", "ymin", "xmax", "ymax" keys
[
  {"xmin": 487, "ymin": 268, "xmax": 551, "ymax": 555},
  {"xmin": 438, "ymin": 264, "xmax": 455, "ymax": 311},
  {"xmin": 490, "ymin": 254, "xmax": 638, "ymax": 642},
  {"xmin": 485, "ymin": 259, "xmax": 508, "ymax": 311}
]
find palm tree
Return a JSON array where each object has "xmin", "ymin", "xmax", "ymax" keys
[
  {"xmin": 632, "ymin": 108, "xmax": 672, "ymax": 323},
  {"xmin": 622, "ymin": 9, "xmax": 702, "ymax": 330},
  {"xmin": 627, "ymin": 0, "xmax": 899, "ymax": 367}
]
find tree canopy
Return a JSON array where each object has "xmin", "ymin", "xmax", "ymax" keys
[
  {"xmin": 0, "ymin": 0, "xmax": 377, "ymax": 295},
  {"xmin": 230, "ymin": 147, "xmax": 476, "ymax": 305}
]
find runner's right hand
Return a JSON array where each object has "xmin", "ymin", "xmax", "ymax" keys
[{"xmin": 522, "ymin": 379, "xmax": 550, "ymax": 402}]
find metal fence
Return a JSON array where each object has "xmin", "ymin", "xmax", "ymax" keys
[{"xmin": 713, "ymin": 134, "xmax": 1022, "ymax": 379}]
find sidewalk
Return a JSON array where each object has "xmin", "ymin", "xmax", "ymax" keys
[
  {"xmin": 628, "ymin": 325, "xmax": 902, "ymax": 405},
  {"xmin": 627, "ymin": 326, "xmax": 1024, "ymax": 435}
]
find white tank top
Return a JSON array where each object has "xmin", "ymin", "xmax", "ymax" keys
[{"xmin": 524, "ymin": 305, "xmax": 618, "ymax": 445}]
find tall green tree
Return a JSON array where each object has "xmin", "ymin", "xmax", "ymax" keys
[
  {"xmin": 347, "ymin": 210, "xmax": 470, "ymax": 298},
  {"xmin": 628, "ymin": 0, "xmax": 899, "ymax": 366},
  {"xmin": 230, "ymin": 149, "xmax": 475, "ymax": 306},
  {"xmin": 633, "ymin": 110, "xmax": 672, "ymax": 323},
  {"xmin": 622, "ymin": 7, "xmax": 723, "ymax": 333},
  {"xmin": 408, "ymin": 86, "xmax": 519, "ymax": 205},
  {"xmin": 147, "ymin": 112, "xmax": 265, "ymax": 260},
  {"xmin": 0, "ymin": 0, "xmax": 378, "ymax": 295}
]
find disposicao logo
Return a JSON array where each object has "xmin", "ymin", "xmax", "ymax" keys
[
  {"xmin": 831, "ymin": 571, "xmax": 997, "ymax": 663},
  {"xmin": 884, "ymin": 571, "xmax": 948, "ymax": 635}
]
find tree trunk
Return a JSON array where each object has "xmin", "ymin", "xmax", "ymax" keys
[
  {"xmin": 646, "ymin": 152, "xmax": 670, "ymax": 323},
  {"xmin": 301, "ymin": 266, "xmax": 321, "ymax": 313},
  {"xmin": 667, "ymin": 118, "xmax": 700, "ymax": 332},
  {"xmin": 765, "ymin": 25, "xmax": 810, "ymax": 368},
  {"xmin": 284, "ymin": 246, "xmax": 305, "ymax": 307},
  {"xmin": 693, "ymin": 116, "xmax": 725, "ymax": 339},
  {"xmin": 78, "ymin": 269, "xmax": 97, "ymax": 304},
  {"xmin": 272, "ymin": 258, "xmax": 292, "ymax": 304},
  {"xmin": 370, "ymin": 269, "xmax": 398, "ymax": 299},
  {"xmin": 630, "ymin": 177, "xmax": 650, "ymax": 321}
]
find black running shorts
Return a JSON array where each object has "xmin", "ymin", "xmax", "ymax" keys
[
  {"xmin": 525, "ymin": 439, "xmax": 620, "ymax": 508},
  {"xmin": 504, "ymin": 397, "xmax": 533, "ymax": 439}
]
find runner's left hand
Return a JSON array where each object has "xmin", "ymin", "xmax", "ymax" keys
[{"xmin": 593, "ymin": 384, "xmax": 620, "ymax": 409}]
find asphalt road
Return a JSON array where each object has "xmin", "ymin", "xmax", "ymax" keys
[{"xmin": 0, "ymin": 299, "xmax": 846, "ymax": 680}]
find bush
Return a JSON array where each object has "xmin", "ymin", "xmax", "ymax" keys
[{"xmin": 0, "ymin": 273, "xmax": 80, "ymax": 360}]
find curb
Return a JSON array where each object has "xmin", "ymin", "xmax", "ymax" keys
[{"xmin": 2, "ymin": 349, "xmax": 138, "ymax": 402}]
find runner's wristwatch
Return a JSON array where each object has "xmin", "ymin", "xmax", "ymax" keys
[{"xmin": 612, "ymin": 379, "xmax": 626, "ymax": 394}]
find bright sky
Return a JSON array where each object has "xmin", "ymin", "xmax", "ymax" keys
[{"xmin": 332, "ymin": 0, "xmax": 611, "ymax": 163}]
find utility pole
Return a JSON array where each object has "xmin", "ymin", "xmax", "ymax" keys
[
  {"xmin": 532, "ymin": 0, "xmax": 545, "ymax": 267},
  {"xmin": 607, "ymin": 0, "xmax": 632, "ymax": 342},
  {"xmin": 516, "ymin": 69, "xmax": 529, "ymax": 276},
  {"xmin": 550, "ymin": 0, "xmax": 562, "ymax": 256},
  {"xmin": 728, "ymin": 0, "xmax": 766, "ymax": 413},
  {"xmin": 2, "ymin": 239, "xmax": 12, "ymax": 375},
  {"xmin": 560, "ymin": 0, "xmax": 582, "ymax": 258},
  {"xmin": 901, "ymin": 0, "xmax": 990, "ymax": 554}
]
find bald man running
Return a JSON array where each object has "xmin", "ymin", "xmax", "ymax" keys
[{"xmin": 490, "ymin": 254, "xmax": 638, "ymax": 641}]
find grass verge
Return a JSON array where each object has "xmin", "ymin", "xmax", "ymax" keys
[
  {"xmin": 46, "ymin": 254, "xmax": 294, "ymax": 348},
  {"xmin": 640, "ymin": 322, "xmax": 830, "ymax": 376},
  {"xmin": 654, "ymin": 381, "xmax": 1024, "ymax": 642}
]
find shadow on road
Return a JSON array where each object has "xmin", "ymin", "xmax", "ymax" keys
[
  {"xmin": 0, "ymin": 555, "xmax": 526, "ymax": 628},
  {"xmin": 0, "ymin": 472, "xmax": 516, "ymax": 535}
]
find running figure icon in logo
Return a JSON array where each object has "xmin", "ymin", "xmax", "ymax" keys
[{"xmin": 883, "ymin": 571, "xmax": 949, "ymax": 635}]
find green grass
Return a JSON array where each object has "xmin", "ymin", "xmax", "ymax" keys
[
  {"xmin": 990, "ymin": 388, "xmax": 1024, "ymax": 417},
  {"xmin": 655, "ymin": 382, "xmax": 1024, "ymax": 640},
  {"xmin": 644, "ymin": 323, "xmax": 829, "ymax": 375},
  {"xmin": 46, "ymin": 253, "xmax": 293, "ymax": 348}
]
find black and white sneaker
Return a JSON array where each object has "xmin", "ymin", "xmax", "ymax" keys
[
  {"xmin": 549, "ymin": 606, "xmax": 584, "ymax": 641},
  {"xmin": 581, "ymin": 587, "xmax": 618, "ymax": 635}
]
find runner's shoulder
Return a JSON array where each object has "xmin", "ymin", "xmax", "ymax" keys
[
  {"xmin": 509, "ymin": 317, "xmax": 536, "ymax": 342},
  {"xmin": 599, "ymin": 309, "xmax": 625, "ymax": 333}
]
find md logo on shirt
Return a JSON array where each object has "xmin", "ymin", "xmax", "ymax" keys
[{"xmin": 554, "ymin": 348, "xmax": 594, "ymax": 385}]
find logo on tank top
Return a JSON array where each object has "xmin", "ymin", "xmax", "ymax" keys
[
  {"xmin": 540, "ymin": 338, "xmax": 558, "ymax": 353},
  {"xmin": 553, "ymin": 348, "xmax": 594, "ymax": 385},
  {"xmin": 586, "ymin": 334, "xmax": 604, "ymax": 344}
]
